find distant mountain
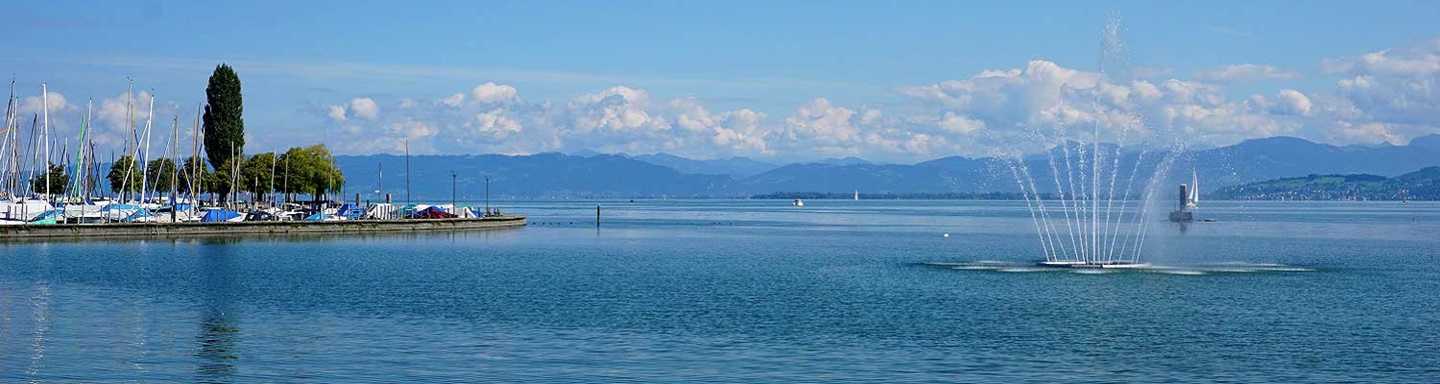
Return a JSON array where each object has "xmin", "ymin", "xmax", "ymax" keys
[
  {"xmin": 334, "ymin": 153, "xmax": 732, "ymax": 200},
  {"xmin": 811, "ymin": 157, "xmax": 872, "ymax": 166},
  {"xmin": 331, "ymin": 135, "xmax": 1440, "ymax": 199},
  {"xmin": 1211, "ymin": 166, "xmax": 1440, "ymax": 200},
  {"xmin": 632, "ymin": 153, "xmax": 777, "ymax": 178},
  {"xmin": 1408, "ymin": 134, "xmax": 1440, "ymax": 152}
]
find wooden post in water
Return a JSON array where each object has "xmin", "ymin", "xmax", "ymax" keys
[{"xmin": 596, "ymin": 204, "xmax": 601, "ymax": 227}]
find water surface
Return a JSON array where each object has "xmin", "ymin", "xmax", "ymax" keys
[{"xmin": 2, "ymin": 200, "xmax": 1437, "ymax": 382}]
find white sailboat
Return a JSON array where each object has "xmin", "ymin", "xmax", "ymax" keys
[{"xmin": 1186, "ymin": 170, "xmax": 1199, "ymax": 209}]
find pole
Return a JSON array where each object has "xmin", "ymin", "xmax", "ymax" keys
[
  {"xmin": 484, "ymin": 175, "xmax": 490, "ymax": 216},
  {"xmin": 596, "ymin": 204, "xmax": 601, "ymax": 228},
  {"xmin": 41, "ymin": 83, "xmax": 49, "ymax": 200},
  {"xmin": 404, "ymin": 139, "xmax": 411, "ymax": 205},
  {"xmin": 450, "ymin": 170, "xmax": 456, "ymax": 212}
]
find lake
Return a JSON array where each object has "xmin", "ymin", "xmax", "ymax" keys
[{"xmin": 2, "ymin": 200, "xmax": 1438, "ymax": 382}]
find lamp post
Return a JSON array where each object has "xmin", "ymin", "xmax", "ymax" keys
[
  {"xmin": 484, "ymin": 175, "xmax": 490, "ymax": 216},
  {"xmin": 450, "ymin": 170, "xmax": 457, "ymax": 212}
]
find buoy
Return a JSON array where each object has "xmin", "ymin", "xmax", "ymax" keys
[{"xmin": 943, "ymin": 233, "xmax": 950, "ymax": 238}]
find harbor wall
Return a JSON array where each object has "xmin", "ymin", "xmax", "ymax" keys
[{"xmin": 0, "ymin": 216, "xmax": 526, "ymax": 240}]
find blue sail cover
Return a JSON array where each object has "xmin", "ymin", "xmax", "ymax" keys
[
  {"xmin": 201, "ymin": 209, "xmax": 242, "ymax": 222},
  {"xmin": 336, "ymin": 203, "xmax": 362, "ymax": 219}
]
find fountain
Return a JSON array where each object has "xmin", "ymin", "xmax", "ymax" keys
[{"xmin": 1003, "ymin": 15, "xmax": 1187, "ymax": 269}]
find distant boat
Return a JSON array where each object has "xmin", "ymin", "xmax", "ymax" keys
[
  {"xmin": 854, "ymin": 190, "xmax": 859, "ymax": 201},
  {"xmin": 792, "ymin": 199, "xmax": 804, "ymax": 207},
  {"xmin": 1186, "ymin": 170, "xmax": 1199, "ymax": 209},
  {"xmin": 1170, "ymin": 170, "xmax": 1199, "ymax": 223}
]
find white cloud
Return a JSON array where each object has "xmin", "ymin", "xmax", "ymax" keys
[
  {"xmin": 325, "ymin": 104, "xmax": 347, "ymax": 121},
  {"xmin": 19, "ymin": 91, "xmax": 69, "ymax": 116},
  {"xmin": 937, "ymin": 112, "xmax": 985, "ymax": 135},
  {"xmin": 1274, "ymin": 89, "xmax": 1312, "ymax": 116},
  {"xmin": 1322, "ymin": 38, "xmax": 1440, "ymax": 77},
  {"xmin": 349, "ymin": 97, "xmax": 379, "ymax": 120},
  {"xmin": 468, "ymin": 108, "xmax": 522, "ymax": 139},
  {"xmin": 470, "ymin": 82, "xmax": 519, "ymax": 104},
  {"xmin": 1193, "ymin": 64, "xmax": 1299, "ymax": 83},
  {"xmin": 310, "ymin": 42, "xmax": 1440, "ymax": 161}
]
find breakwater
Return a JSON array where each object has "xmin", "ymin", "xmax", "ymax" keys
[{"xmin": 0, "ymin": 215, "xmax": 526, "ymax": 240}]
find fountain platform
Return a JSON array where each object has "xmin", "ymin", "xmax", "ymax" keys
[{"xmin": 1036, "ymin": 261, "xmax": 1152, "ymax": 269}]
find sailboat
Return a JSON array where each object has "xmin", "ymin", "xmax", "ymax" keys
[
  {"xmin": 1186, "ymin": 170, "xmax": 1199, "ymax": 209},
  {"xmin": 853, "ymin": 190, "xmax": 859, "ymax": 201}
]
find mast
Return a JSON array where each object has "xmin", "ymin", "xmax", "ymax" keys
[
  {"xmin": 269, "ymin": 149, "xmax": 276, "ymax": 206},
  {"xmin": 404, "ymin": 138, "xmax": 410, "ymax": 205},
  {"xmin": 41, "ymin": 83, "xmax": 50, "ymax": 200},
  {"xmin": 171, "ymin": 116, "xmax": 179, "ymax": 205},
  {"xmin": 71, "ymin": 99, "xmax": 92, "ymax": 202},
  {"xmin": 0, "ymin": 79, "xmax": 13, "ymax": 199},
  {"xmin": 121, "ymin": 79, "xmax": 138, "ymax": 202},
  {"xmin": 138, "ymin": 94, "xmax": 155, "ymax": 205},
  {"xmin": 190, "ymin": 103, "xmax": 201, "ymax": 213}
]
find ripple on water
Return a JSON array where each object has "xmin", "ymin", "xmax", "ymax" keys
[
  {"xmin": 997, "ymin": 267, "xmax": 1048, "ymax": 273},
  {"xmin": 1151, "ymin": 269, "xmax": 1206, "ymax": 276}
]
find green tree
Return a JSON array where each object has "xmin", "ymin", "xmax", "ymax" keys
[
  {"xmin": 240, "ymin": 152, "xmax": 276, "ymax": 197},
  {"xmin": 146, "ymin": 158, "xmax": 178, "ymax": 195},
  {"xmin": 278, "ymin": 145, "xmax": 344, "ymax": 200},
  {"xmin": 31, "ymin": 162, "xmax": 69, "ymax": 197},
  {"xmin": 202, "ymin": 64, "xmax": 244, "ymax": 173},
  {"xmin": 107, "ymin": 156, "xmax": 142, "ymax": 197},
  {"xmin": 208, "ymin": 156, "xmax": 241, "ymax": 201},
  {"xmin": 179, "ymin": 156, "xmax": 209, "ymax": 195}
]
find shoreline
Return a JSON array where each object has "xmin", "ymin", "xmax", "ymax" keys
[{"xmin": 0, "ymin": 215, "xmax": 526, "ymax": 241}]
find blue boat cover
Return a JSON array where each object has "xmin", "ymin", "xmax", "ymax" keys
[
  {"xmin": 336, "ymin": 203, "xmax": 362, "ymax": 219},
  {"xmin": 201, "ymin": 209, "xmax": 242, "ymax": 222}
]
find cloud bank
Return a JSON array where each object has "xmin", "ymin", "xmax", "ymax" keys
[{"xmin": 18, "ymin": 39, "xmax": 1440, "ymax": 164}]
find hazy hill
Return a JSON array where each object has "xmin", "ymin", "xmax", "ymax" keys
[
  {"xmin": 332, "ymin": 135, "xmax": 1440, "ymax": 199},
  {"xmin": 1211, "ymin": 166, "xmax": 1440, "ymax": 200},
  {"xmin": 631, "ymin": 153, "xmax": 777, "ymax": 178}
]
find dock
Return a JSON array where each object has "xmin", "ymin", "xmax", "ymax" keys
[{"xmin": 0, "ymin": 215, "xmax": 526, "ymax": 241}]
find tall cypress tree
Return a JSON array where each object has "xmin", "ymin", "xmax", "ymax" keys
[{"xmin": 203, "ymin": 64, "xmax": 245, "ymax": 173}]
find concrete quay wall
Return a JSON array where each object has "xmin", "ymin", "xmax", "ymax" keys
[{"xmin": 0, "ymin": 216, "xmax": 526, "ymax": 240}]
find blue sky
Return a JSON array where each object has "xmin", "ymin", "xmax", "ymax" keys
[{"xmin": 3, "ymin": 1, "xmax": 1439, "ymax": 162}]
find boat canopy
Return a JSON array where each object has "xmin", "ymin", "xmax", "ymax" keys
[
  {"xmin": 336, "ymin": 203, "xmax": 363, "ymax": 219},
  {"xmin": 411, "ymin": 206, "xmax": 456, "ymax": 219},
  {"xmin": 366, "ymin": 203, "xmax": 395, "ymax": 220},
  {"xmin": 201, "ymin": 209, "xmax": 242, "ymax": 222}
]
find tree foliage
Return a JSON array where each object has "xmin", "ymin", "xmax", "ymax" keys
[
  {"xmin": 278, "ymin": 145, "xmax": 344, "ymax": 200},
  {"xmin": 108, "ymin": 156, "xmax": 142, "ymax": 195},
  {"xmin": 146, "ymin": 158, "xmax": 178, "ymax": 194},
  {"xmin": 208, "ymin": 156, "xmax": 241, "ymax": 200},
  {"xmin": 202, "ymin": 64, "xmax": 244, "ymax": 172},
  {"xmin": 240, "ymin": 152, "xmax": 276, "ymax": 196},
  {"xmin": 31, "ymin": 163, "xmax": 69, "ymax": 197}
]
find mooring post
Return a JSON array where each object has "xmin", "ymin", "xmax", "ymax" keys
[{"xmin": 596, "ymin": 204, "xmax": 601, "ymax": 227}]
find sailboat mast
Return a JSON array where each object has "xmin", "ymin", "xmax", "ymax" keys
[
  {"xmin": 171, "ymin": 115, "xmax": 179, "ymax": 206},
  {"xmin": 71, "ymin": 99, "xmax": 92, "ymax": 201},
  {"xmin": 41, "ymin": 83, "xmax": 50, "ymax": 200},
  {"xmin": 139, "ymin": 94, "xmax": 154, "ymax": 204},
  {"xmin": 191, "ymin": 103, "xmax": 201, "ymax": 211}
]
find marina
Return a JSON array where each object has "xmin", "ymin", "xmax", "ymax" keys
[{"xmin": 0, "ymin": 214, "xmax": 525, "ymax": 240}]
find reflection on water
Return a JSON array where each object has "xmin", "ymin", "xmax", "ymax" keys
[
  {"xmin": 196, "ymin": 247, "xmax": 239, "ymax": 383},
  {"xmin": 27, "ymin": 282, "xmax": 50, "ymax": 381}
]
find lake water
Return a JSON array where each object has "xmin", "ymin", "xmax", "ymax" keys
[{"xmin": 2, "ymin": 200, "xmax": 1438, "ymax": 382}]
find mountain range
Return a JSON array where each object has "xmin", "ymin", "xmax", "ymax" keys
[
  {"xmin": 332, "ymin": 134, "xmax": 1440, "ymax": 200},
  {"xmin": 1211, "ymin": 167, "xmax": 1440, "ymax": 200}
]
